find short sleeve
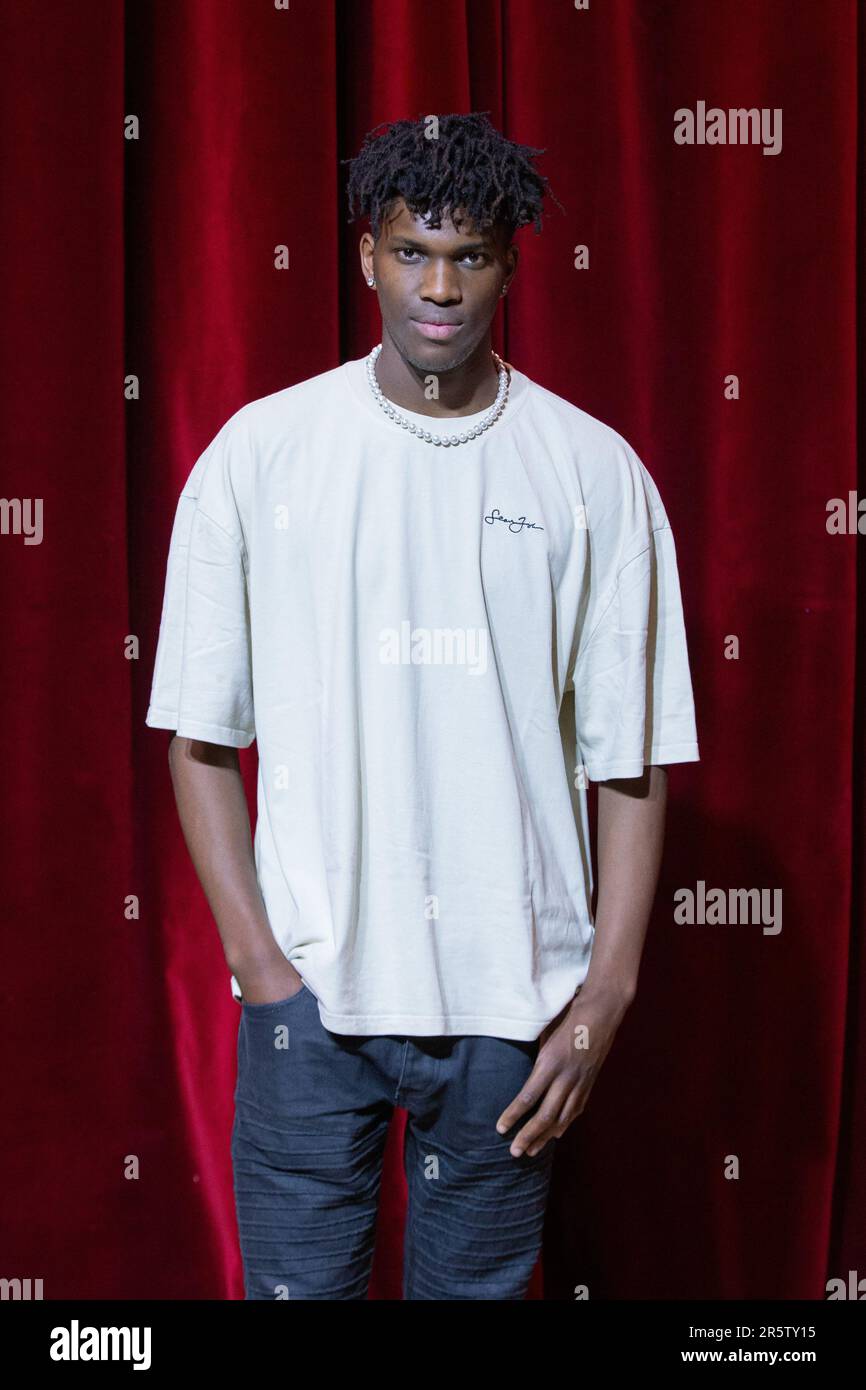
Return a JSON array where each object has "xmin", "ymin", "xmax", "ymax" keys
[
  {"xmin": 572, "ymin": 451, "xmax": 699, "ymax": 782},
  {"xmin": 145, "ymin": 421, "xmax": 256, "ymax": 749}
]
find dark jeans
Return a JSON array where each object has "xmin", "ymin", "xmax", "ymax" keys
[{"xmin": 231, "ymin": 981, "xmax": 555, "ymax": 1299}]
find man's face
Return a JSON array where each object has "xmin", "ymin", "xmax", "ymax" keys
[{"xmin": 363, "ymin": 197, "xmax": 516, "ymax": 374}]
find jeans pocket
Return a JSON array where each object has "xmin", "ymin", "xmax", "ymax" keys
[{"xmin": 240, "ymin": 982, "xmax": 309, "ymax": 1014}]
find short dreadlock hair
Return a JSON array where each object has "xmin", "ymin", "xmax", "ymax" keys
[{"xmin": 342, "ymin": 111, "xmax": 563, "ymax": 243}]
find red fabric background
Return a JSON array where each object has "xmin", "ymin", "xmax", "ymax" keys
[{"xmin": 1, "ymin": 0, "xmax": 862, "ymax": 1299}]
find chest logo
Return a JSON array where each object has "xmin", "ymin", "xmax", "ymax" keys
[{"xmin": 483, "ymin": 507, "xmax": 544, "ymax": 535}]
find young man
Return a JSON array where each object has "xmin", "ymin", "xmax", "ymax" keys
[{"xmin": 145, "ymin": 112, "xmax": 699, "ymax": 1300}]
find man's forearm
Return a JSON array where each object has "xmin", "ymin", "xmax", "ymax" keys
[
  {"xmin": 581, "ymin": 764, "xmax": 669, "ymax": 1003},
  {"xmin": 166, "ymin": 735, "xmax": 285, "ymax": 975}
]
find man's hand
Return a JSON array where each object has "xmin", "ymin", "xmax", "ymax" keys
[
  {"xmin": 494, "ymin": 981, "xmax": 633, "ymax": 1157},
  {"xmin": 234, "ymin": 951, "xmax": 305, "ymax": 1006},
  {"xmin": 495, "ymin": 766, "xmax": 668, "ymax": 1156}
]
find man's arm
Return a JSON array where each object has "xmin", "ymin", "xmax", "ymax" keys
[
  {"xmin": 495, "ymin": 763, "xmax": 669, "ymax": 1156},
  {"xmin": 166, "ymin": 735, "xmax": 302, "ymax": 1004},
  {"xmin": 582, "ymin": 762, "xmax": 669, "ymax": 1007}
]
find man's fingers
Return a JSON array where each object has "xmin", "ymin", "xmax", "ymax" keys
[
  {"xmin": 554, "ymin": 1089, "xmax": 586, "ymax": 1132},
  {"xmin": 534, "ymin": 1087, "xmax": 591, "ymax": 1149},
  {"xmin": 505, "ymin": 1078, "xmax": 573, "ymax": 1156},
  {"xmin": 495, "ymin": 1062, "xmax": 551, "ymax": 1136},
  {"xmin": 509, "ymin": 1107, "xmax": 560, "ymax": 1157}
]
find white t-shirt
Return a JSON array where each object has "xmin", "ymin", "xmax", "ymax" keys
[{"xmin": 145, "ymin": 351, "xmax": 700, "ymax": 1039}]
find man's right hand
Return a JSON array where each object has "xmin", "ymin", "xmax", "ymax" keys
[{"xmin": 234, "ymin": 954, "xmax": 305, "ymax": 1006}]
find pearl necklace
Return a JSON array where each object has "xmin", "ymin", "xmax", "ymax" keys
[{"xmin": 365, "ymin": 342, "xmax": 510, "ymax": 447}]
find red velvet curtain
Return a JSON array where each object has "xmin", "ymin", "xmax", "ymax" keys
[{"xmin": 1, "ymin": 0, "xmax": 862, "ymax": 1299}]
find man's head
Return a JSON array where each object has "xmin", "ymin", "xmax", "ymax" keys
[{"xmin": 343, "ymin": 112, "xmax": 560, "ymax": 375}]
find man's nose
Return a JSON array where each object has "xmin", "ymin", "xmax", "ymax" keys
[{"xmin": 419, "ymin": 263, "xmax": 461, "ymax": 301}]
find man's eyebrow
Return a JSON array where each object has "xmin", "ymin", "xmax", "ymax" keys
[{"xmin": 389, "ymin": 235, "xmax": 491, "ymax": 253}]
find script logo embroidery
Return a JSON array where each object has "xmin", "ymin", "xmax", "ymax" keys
[{"xmin": 483, "ymin": 507, "xmax": 544, "ymax": 535}]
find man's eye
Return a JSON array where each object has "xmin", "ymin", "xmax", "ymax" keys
[{"xmin": 395, "ymin": 249, "xmax": 485, "ymax": 265}]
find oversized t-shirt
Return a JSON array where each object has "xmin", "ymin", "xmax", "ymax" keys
[{"xmin": 145, "ymin": 350, "xmax": 700, "ymax": 1040}]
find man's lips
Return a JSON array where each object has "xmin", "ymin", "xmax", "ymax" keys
[{"xmin": 412, "ymin": 319, "xmax": 463, "ymax": 341}]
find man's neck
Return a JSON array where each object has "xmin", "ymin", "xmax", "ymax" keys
[{"xmin": 373, "ymin": 337, "xmax": 504, "ymax": 419}]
